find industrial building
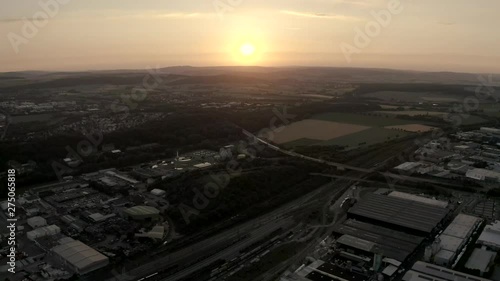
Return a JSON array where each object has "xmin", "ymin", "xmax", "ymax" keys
[
  {"xmin": 51, "ymin": 237, "xmax": 109, "ymax": 275},
  {"xmin": 348, "ymin": 194, "xmax": 449, "ymax": 235},
  {"xmin": 465, "ymin": 248, "xmax": 496, "ymax": 276},
  {"xmin": 403, "ymin": 261, "xmax": 490, "ymax": 281},
  {"xmin": 27, "ymin": 225, "xmax": 60, "ymax": 241},
  {"xmin": 334, "ymin": 219, "xmax": 424, "ymax": 262},
  {"xmin": 465, "ymin": 168, "xmax": 500, "ymax": 182},
  {"xmin": 477, "ymin": 220, "xmax": 500, "ymax": 250},
  {"xmin": 151, "ymin": 189, "xmax": 166, "ymax": 197},
  {"xmin": 388, "ymin": 191, "xmax": 448, "ymax": 208},
  {"xmin": 432, "ymin": 214, "xmax": 481, "ymax": 267},
  {"xmin": 27, "ymin": 216, "xmax": 47, "ymax": 229},
  {"xmin": 123, "ymin": 205, "xmax": 160, "ymax": 221}
]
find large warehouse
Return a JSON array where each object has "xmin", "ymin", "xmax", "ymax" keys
[
  {"xmin": 404, "ymin": 261, "xmax": 490, "ymax": 281},
  {"xmin": 348, "ymin": 194, "xmax": 449, "ymax": 235},
  {"xmin": 123, "ymin": 205, "xmax": 160, "ymax": 220},
  {"xmin": 433, "ymin": 214, "xmax": 481, "ymax": 266},
  {"xmin": 334, "ymin": 219, "xmax": 424, "ymax": 262},
  {"xmin": 51, "ymin": 237, "xmax": 109, "ymax": 275}
]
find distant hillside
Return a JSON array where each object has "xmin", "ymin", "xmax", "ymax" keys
[{"xmin": 1, "ymin": 66, "xmax": 499, "ymax": 91}]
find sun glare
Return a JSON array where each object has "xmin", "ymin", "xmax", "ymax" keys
[{"xmin": 240, "ymin": 43, "xmax": 256, "ymax": 57}]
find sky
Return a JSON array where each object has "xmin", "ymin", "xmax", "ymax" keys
[{"xmin": 1, "ymin": 0, "xmax": 499, "ymax": 73}]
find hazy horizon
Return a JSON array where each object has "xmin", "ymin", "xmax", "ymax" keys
[{"xmin": 2, "ymin": 0, "xmax": 500, "ymax": 73}]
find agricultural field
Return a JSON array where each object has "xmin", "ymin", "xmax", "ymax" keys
[
  {"xmin": 271, "ymin": 119, "xmax": 369, "ymax": 144},
  {"xmin": 10, "ymin": 113, "xmax": 57, "ymax": 124},
  {"xmin": 478, "ymin": 104, "xmax": 500, "ymax": 117},
  {"xmin": 274, "ymin": 112, "xmax": 432, "ymax": 150},
  {"xmin": 379, "ymin": 105, "xmax": 412, "ymax": 109},
  {"xmin": 385, "ymin": 124, "xmax": 436, "ymax": 133},
  {"xmin": 372, "ymin": 110, "xmax": 447, "ymax": 117},
  {"xmin": 312, "ymin": 112, "xmax": 417, "ymax": 127},
  {"xmin": 364, "ymin": 91, "xmax": 462, "ymax": 103},
  {"xmin": 315, "ymin": 127, "xmax": 412, "ymax": 148}
]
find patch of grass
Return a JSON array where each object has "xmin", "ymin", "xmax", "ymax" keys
[
  {"xmin": 282, "ymin": 138, "xmax": 320, "ymax": 148},
  {"xmin": 315, "ymin": 127, "xmax": 413, "ymax": 149},
  {"xmin": 312, "ymin": 112, "xmax": 415, "ymax": 127}
]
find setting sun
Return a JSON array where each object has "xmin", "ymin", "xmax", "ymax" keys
[{"xmin": 240, "ymin": 43, "xmax": 256, "ymax": 57}]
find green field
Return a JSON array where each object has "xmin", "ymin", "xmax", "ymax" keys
[
  {"xmin": 314, "ymin": 127, "xmax": 413, "ymax": 148},
  {"xmin": 312, "ymin": 112, "xmax": 416, "ymax": 127},
  {"xmin": 373, "ymin": 110, "xmax": 447, "ymax": 117},
  {"xmin": 364, "ymin": 91, "xmax": 462, "ymax": 103},
  {"xmin": 282, "ymin": 138, "xmax": 320, "ymax": 148}
]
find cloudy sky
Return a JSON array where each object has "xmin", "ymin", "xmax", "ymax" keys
[{"xmin": 1, "ymin": 0, "xmax": 499, "ymax": 73}]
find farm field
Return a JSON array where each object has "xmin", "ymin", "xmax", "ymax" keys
[
  {"xmin": 314, "ymin": 127, "xmax": 412, "ymax": 148},
  {"xmin": 478, "ymin": 104, "xmax": 500, "ymax": 117},
  {"xmin": 379, "ymin": 105, "xmax": 412, "ymax": 109},
  {"xmin": 312, "ymin": 112, "xmax": 417, "ymax": 127},
  {"xmin": 364, "ymin": 91, "xmax": 462, "ymax": 103},
  {"xmin": 10, "ymin": 113, "xmax": 56, "ymax": 124},
  {"xmin": 274, "ymin": 112, "xmax": 430, "ymax": 149},
  {"xmin": 270, "ymin": 119, "xmax": 370, "ymax": 144},
  {"xmin": 385, "ymin": 124, "xmax": 436, "ymax": 133},
  {"xmin": 373, "ymin": 110, "xmax": 448, "ymax": 117}
]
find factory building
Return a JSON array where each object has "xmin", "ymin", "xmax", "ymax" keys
[
  {"xmin": 150, "ymin": 189, "xmax": 166, "ymax": 197},
  {"xmin": 466, "ymin": 168, "xmax": 500, "ymax": 182},
  {"xmin": 334, "ymin": 219, "xmax": 424, "ymax": 262},
  {"xmin": 123, "ymin": 205, "xmax": 160, "ymax": 221},
  {"xmin": 348, "ymin": 194, "xmax": 449, "ymax": 235},
  {"xmin": 431, "ymin": 214, "xmax": 481, "ymax": 267},
  {"xmin": 388, "ymin": 191, "xmax": 448, "ymax": 208},
  {"xmin": 27, "ymin": 225, "xmax": 60, "ymax": 241},
  {"xmin": 51, "ymin": 237, "xmax": 109, "ymax": 275},
  {"xmin": 27, "ymin": 216, "xmax": 47, "ymax": 229},
  {"xmin": 465, "ymin": 248, "xmax": 496, "ymax": 277},
  {"xmin": 404, "ymin": 261, "xmax": 490, "ymax": 281},
  {"xmin": 477, "ymin": 220, "xmax": 500, "ymax": 250}
]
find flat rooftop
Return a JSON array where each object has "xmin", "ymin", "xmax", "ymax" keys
[
  {"xmin": 335, "ymin": 219, "xmax": 424, "ymax": 262},
  {"xmin": 404, "ymin": 261, "xmax": 489, "ymax": 281},
  {"xmin": 348, "ymin": 194, "xmax": 449, "ymax": 233}
]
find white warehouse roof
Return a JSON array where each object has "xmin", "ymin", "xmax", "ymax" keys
[
  {"xmin": 465, "ymin": 248, "xmax": 496, "ymax": 273},
  {"xmin": 151, "ymin": 189, "xmax": 166, "ymax": 196},
  {"xmin": 394, "ymin": 162, "xmax": 422, "ymax": 171},
  {"xmin": 466, "ymin": 168, "xmax": 500, "ymax": 182},
  {"xmin": 26, "ymin": 225, "xmax": 60, "ymax": 241},
  {"xmin": 442, "ymin": 214, "xmax": 481, "ymax": 239},
  {"xmin": 52, "ymin": 237, "xmax": 109, "ymax": 275},
  {"xmin": 27, "ymin": 216, "xmax": 47, "ymax": 228},
  {"xmin": 477, "ymin": 221, "xmax": 500, "ymax": 249},
  {"xmin": 439, "ymin": 235, "xmax": 464, "ymax": 252}
]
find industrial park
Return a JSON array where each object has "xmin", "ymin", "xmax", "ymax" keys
[{"xmin": 1, "ymin": 1, "xmax": 500, "ymax": 279}]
